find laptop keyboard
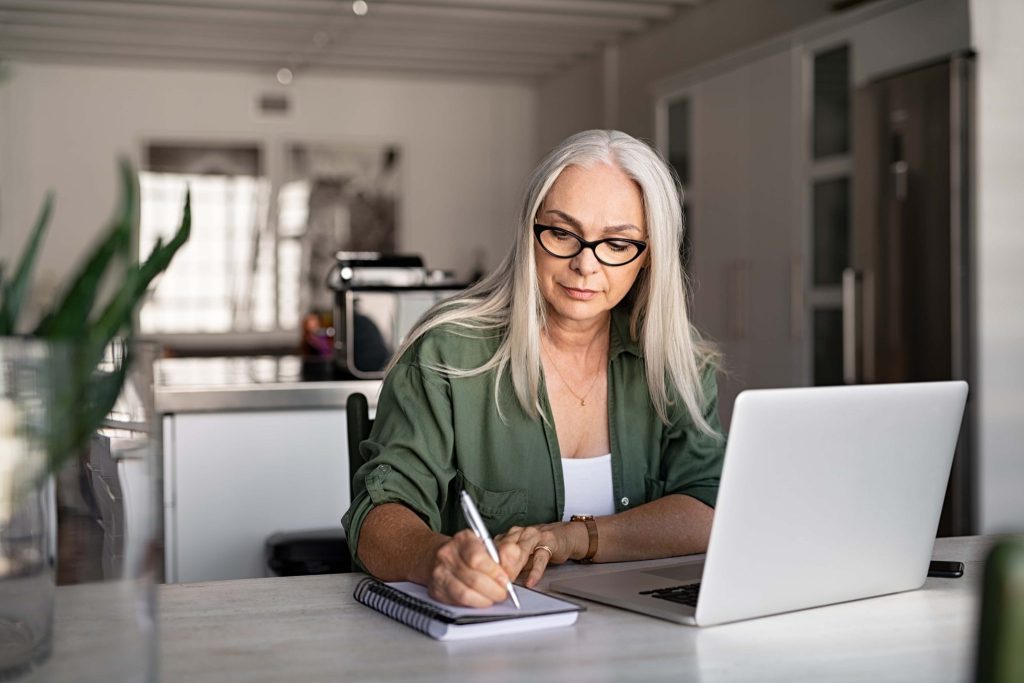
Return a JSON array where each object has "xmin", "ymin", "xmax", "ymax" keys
[{"xmin": 640, "ymin": 583, "xmax": 701, "ymax": 607}]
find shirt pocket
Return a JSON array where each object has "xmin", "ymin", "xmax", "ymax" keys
[
  {"xmin": 457, "ymin": 470, "xmax": 528, "ymax": 535},
  {"xmin": 644, "ymin": 474, "xmax": 666, "ymax": 502}
]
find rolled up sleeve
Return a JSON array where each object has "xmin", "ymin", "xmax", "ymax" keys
[
  {"xmin": 341, "ymin": 360, "xmax": 456, "ymax": 568},
  {"xmin": 661, "ymin": 365, "xmax": 726, "ymax": 509}
]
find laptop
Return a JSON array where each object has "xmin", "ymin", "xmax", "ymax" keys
[{"xmin": 549, "ymin": 381, "xmax": 969, "ymax": 627}]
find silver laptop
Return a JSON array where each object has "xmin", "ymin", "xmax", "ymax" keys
[{"xmin": 549, "ymin": 381, "xmax": 969, "ymax": 627}]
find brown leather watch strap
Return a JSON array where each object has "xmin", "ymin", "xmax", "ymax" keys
[{"xmin": 570, "ymin": 514, "xmax": 598, "ymax": 563}]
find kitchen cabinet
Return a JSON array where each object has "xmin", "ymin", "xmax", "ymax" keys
[
  {"xmin": 662, "ymin": 48, "xmax": 803, "ymax": 427},
  {"xmin": 156, "ymin": 356, "xmax": 380, "ymax": 583},
  {"xmin": 163, "ymin": 409, "xmax": 352, "ymax": 583}
]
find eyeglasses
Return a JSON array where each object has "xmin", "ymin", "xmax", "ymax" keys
[{"xmin": 533, "ymin": 224, "xmax": 647, "ymax": 267}]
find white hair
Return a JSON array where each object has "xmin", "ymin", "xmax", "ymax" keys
[{"xmin": 388, "ymin": 129, "xmax": 719, "ymax": 436}]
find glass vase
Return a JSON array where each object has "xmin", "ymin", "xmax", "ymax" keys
[
  {"xmin": 0, "ymin": 339, "xmax": 59, "ymax": 679},
  {"xmin": 0, "ymin": 339, "xmax": 162, "ymax": 682}
]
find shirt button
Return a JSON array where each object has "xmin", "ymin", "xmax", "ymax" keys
[{"xmin": 621, "ymin": 497, "xmax": 630, "ymax": 507}]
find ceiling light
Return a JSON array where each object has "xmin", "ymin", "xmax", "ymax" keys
[
  {"xmin": 276, "ymin": 68, "xmax": 294, "ymax": 86},
  {"xmin": 352, "ymin": 1, "xmax": 368, "ymax": 16}
]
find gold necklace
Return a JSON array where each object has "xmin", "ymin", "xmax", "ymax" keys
[{"xmin": 541, "ymin": 344, "xmax": 602, "ymax": 407}]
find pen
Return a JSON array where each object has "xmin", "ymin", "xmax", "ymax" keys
[{"xmin": 459, "ymin": 489, "xmax": 522, "ymax": 609}]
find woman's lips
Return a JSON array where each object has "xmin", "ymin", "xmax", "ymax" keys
[{"xmin": 560, "ymin": 284, "xmax": 599, "ymax": 301}]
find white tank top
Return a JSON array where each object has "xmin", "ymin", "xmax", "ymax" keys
[{"xmin": 561, "ymin": 453, "xmax": 615, "ymax": 522}]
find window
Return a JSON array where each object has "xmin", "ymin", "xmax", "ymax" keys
[
  {"xmin": 813, "ymin": 46, "xmax": 851, "ymax": 160},
  {"xmin": 140, "ymin": 170, "xmax": 272, "ymax": 333},
  {"xmin": 666, "ymin": 97, "xmax": 694, "ymax": 272},
  {"xmin": 807, "ymin": 45, "xmax": 852, "ymax": 385},
  {"xmin": 138, "ymin": 141, "xmax": 401, "ymax": 338}
]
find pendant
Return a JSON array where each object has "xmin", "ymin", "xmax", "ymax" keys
[{"xmin": 580, "ymin": 399, "xmax": 586, "ymax": 407}]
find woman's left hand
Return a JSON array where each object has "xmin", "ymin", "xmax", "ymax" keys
[{"xmin": 496, "ymin": 522, "xmax": 583, "ymax": 588}]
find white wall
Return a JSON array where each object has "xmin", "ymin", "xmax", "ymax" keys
[
  {"xmin": 970, "ymin": 0, "xmax": 1024, "ymax": 533},
  {"xmin": 0, "ymin": 62, "xmax": 538, "ymax": 320},
  {"xmin": 536, "ymin": 57, "xmax": 603, "ymax": 155}
]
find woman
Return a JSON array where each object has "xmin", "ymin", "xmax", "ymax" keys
[{"xmin": 342, "ymin": 129, "xmax": 724, "ymax": 607}]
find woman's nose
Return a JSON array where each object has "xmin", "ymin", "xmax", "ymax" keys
[{"xmin": 570, "ymin": 246, "xmax": 602, "ymax": 275}]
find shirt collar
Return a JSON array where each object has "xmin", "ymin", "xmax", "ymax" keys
[{"xmin": 609, "ymin": 305, "xmax": 642, "ymax": 359}]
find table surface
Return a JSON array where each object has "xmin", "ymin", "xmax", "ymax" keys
[{"xmin": 50, "ymin": 535, "xmax": 999, "ymax": 683}]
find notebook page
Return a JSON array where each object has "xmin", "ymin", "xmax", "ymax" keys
[{"xmin": 385, "ymin": 581, "xmax": 579, "ymax": 618}]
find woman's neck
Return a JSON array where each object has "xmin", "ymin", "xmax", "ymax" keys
[{"xmin": 542, "ymin": 313, "xmax": 611, "ymax": 362}]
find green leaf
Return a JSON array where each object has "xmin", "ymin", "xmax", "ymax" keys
[
  {"xmin": 44, "ymin": 345, "xmax": 132, "ymax": 479},
  {"xmin": 0, "ymin": 192, "xmax": 54, "ymax": 334},
  {"xmin": 139, "ymin": 188, "xmax": 190, "ymax": 280},
  {"xmin": 9, "ymin": 162, "xmax": 191, "ymax": 481},
  {"xmin": 87, "ymin": 188, "xmax": 190, "ymax": 361},
  {"xmin": 35, "ymin": 162, "xmax": 136, "ymax": 338}
]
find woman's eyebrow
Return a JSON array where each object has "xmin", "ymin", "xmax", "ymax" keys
[
  {"xmin": 542, "ymin": 209, "xmax": 583, "ymax": 229},
  {"xmin": 542, "ymin": 209, "xmax": 642, "ymax": 235}
]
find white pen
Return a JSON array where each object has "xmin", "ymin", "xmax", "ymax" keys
[{"xmin": 459, "ymin": 489, "xmax": 522, "ymax": 609}]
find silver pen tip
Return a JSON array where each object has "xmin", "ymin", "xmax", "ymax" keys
[{"xmin": 508, "ymin": 583, "xmax": 522, "ymax": 609}]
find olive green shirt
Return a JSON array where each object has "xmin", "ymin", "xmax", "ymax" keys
[{"xmin": 341, "ymin": 307, "xmax": 725, "ymax": 566}]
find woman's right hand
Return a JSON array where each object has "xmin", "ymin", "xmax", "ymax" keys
[{"xmin": 424, "ymin": 529, "xmax": 526, "ymax": 607}]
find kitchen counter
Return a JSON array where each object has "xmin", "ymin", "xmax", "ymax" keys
[
  {"xmin": 156, "ymin": 355, "xmax": 382, "ymax": 582},
  {"xmin": 155, "ymin": 355, "xmax": 382, "ymax": 414}
]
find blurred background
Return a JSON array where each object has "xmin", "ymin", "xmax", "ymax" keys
[{"xmin": 0, "ymin": 0, "xmax": 1020, "ymax": 585}]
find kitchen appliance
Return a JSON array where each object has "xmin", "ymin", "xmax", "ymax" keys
[
  {"xmin": 850, "ymin": 54, "xmax": 975, "ymax": 535},
  {"xmin": 327, "ymin": 253, "xmax": 464, "ymax": 379}
]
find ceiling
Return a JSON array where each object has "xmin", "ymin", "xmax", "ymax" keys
[{"xmin": 0, "ymin": 0, "xmax": 703, "ymax": 81}]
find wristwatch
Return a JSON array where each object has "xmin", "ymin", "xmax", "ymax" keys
[{"xmin": 570, "ymin": 514, "xmax": 598, "ymax": 563}]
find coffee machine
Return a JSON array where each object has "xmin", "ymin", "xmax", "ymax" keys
[{"xmin": 326, "ymin": 252, "xmax": 464, "ymax": 379}]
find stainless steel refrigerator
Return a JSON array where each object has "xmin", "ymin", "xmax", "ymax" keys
[{"xmin": 849, "ymin": 54, "xmax": 975, "ymax": 536}]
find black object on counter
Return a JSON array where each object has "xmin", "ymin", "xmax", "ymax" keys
[{"xmin": 265, "ymin": 528, "xmax": 351, "ymax": 576}]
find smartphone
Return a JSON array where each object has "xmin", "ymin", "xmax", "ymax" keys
[{"xmin": 928, "ymin": 560, "xmax": 964, "ymax": 578}]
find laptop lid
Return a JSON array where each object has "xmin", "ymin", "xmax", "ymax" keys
[
  {"xmin": 694, "ymin": 381, "xmax": 968, "ymax": 625},
  {"xmin": 548, "ymin": 381, "xmax": 968, "ymax": 626}
]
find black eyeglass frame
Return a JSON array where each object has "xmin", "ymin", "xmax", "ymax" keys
[{"xmin": 532, "ymin": 224, "xmax": 648, "ymax": 267}]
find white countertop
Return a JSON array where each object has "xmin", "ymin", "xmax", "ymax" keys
[
  {"xmin": 47, "ymin": 535, "xmax": 1001, "ymax": 683},
  {"xmin": 154, "ymin": 356, "xmax": 381, "ymax": 413}
]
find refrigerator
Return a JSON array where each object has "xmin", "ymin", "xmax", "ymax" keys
[{"xmin": 849, "ymin": 54, "xmax": 975, "ymax": 536}]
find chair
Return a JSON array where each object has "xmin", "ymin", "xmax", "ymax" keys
[
  {"xmin": 346, "ymin": 392, "xmax": 372, "ymax": 487},
  {"xmin": 264, "ymin": 392, "xmax": 373, "ymax": 576}
]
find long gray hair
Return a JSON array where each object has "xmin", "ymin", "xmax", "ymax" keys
[{"xmin": 388, "ymin": 129, "xmax": 718, "ymax": 435}]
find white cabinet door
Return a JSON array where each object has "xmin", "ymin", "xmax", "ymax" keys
[
  {"xmin": 164, "ymin": 409, "xmax": 349, "ymax": 583},
  {"xmin": 686, "ymin": 48, "xmax": 802, "ymax": 427}
]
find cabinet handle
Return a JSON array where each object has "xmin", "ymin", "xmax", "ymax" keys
[
  {"xmin": 842, "ymin": 268, "xmax": 862, "ymax": 384},
  {"xmin": 728, "ymin": 260, "xmax": 749, "ymax": 340},
  {"xmin": 891, "ymin": 160, "xmax": 909, "ymax": 202},
  {"xmin": 790, "ymin": 257, "xmax": 803, "ymax": 340}
]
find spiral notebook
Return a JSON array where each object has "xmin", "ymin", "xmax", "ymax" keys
[{"xmin": 354, "ymin": 578, "xmax": 584, "ymax": 641}]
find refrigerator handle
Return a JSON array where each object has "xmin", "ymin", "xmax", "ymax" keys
[
  {"xmin": 890, "ymin": 128, "xmax": 909, "ymax": 202},
  {"xmin": 842, "ymin": 268, "xmax": 862, "ymax": 384}
]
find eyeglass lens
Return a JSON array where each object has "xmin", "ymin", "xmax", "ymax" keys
[{"xmin": 537, "ymin": 228, "xmax": 641, "ymax": 265}]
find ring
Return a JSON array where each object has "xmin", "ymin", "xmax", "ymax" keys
[{"xmin": 533, "ymin": 545, "xmax": 553, "ymax": 557}]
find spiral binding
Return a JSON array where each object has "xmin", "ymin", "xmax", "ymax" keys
[{"xmin": 354, "ymin": 578, "xmax": 455, "ymax": 636}]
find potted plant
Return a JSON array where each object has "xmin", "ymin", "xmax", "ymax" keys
[{"xmin": 0, "ymin": 161, "xmax": 190, "ymax": 678}]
